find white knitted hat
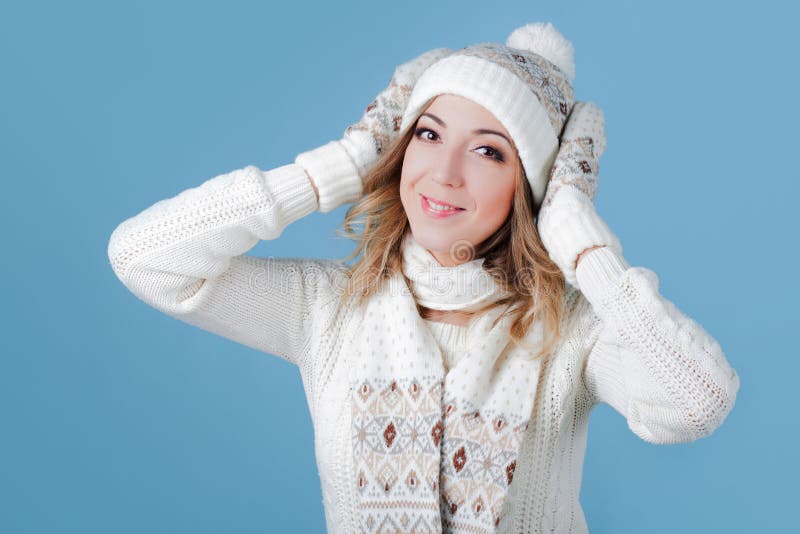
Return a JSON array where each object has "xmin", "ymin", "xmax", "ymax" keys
[{"xmin": 398, "ymin": 22, "xmax": 576, "ymax": 211}]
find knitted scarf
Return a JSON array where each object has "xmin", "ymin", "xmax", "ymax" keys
[{"xmin": 349, "ymin": 232, "xmax": 545, "ymax": 533}]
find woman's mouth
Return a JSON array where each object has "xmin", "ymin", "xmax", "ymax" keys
[{"xmin": 420, "ymin": 194, "xmax": 466, "ymax": 219}]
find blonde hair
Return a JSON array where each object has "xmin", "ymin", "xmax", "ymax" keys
[{"xmin": 333, "ymin": 99, "xmax": 567, "ymax": 361}]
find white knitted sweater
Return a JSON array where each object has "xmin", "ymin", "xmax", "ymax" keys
[
  {"xmin": 107, "ymin": 161, "xmax": 740, "ymax": 533},
  {"xmin": 424, "ymin": 320, "xmax": 470, "ymax": 373}
]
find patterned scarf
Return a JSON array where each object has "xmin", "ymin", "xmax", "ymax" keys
[{"xmin": 349, "ymin": 232, "xmax": 545, "ymax": 533}]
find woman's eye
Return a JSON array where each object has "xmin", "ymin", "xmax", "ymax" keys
[
  {"xmin": 414, "ymin": 127, "xmax": 438, "ymax": 141},
  {"xmin": 477, "ymin": 146, "xmax": 505, "ymax": 162}
]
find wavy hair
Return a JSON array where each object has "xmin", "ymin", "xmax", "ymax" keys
[{"xmin": 333, "ymin": 99, "xmax": 567, "ymax": 361}]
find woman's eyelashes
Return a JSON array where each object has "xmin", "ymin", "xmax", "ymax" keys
[{"xmin": 413, "ymin": 127, "xmax": 505, "ymax": 163}]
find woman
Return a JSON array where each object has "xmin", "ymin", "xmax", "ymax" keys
[{"xmin": 107, "ymin": 22, "xmax": 740, "ymax": 534}]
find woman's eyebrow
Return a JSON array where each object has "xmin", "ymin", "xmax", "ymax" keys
[{"xmin": 420, "ymin": 112, "xmax": 513, "ymax": 147}]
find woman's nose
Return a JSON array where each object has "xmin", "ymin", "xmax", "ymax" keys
[{"xmin": 430, "ymin": 148, "xmax": 465, "ymax": 187}]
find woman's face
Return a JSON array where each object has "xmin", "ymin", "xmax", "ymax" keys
[{"xmin": 400, "ymin": 94, "xmax": 518, "ymax": 267}]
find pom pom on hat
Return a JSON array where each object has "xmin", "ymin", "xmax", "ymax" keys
[{"xmin": 506, "ymin": 22, "xmax": 575, "ymax": 82}]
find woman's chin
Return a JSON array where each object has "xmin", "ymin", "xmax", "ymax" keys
[{"xmin": 409, "ymin": 228, "xmax": 461, "ymax": 256}]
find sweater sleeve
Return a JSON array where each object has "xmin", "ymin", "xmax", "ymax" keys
[
  {"xmin": 575, "ymin": 246, "xmax": 740, "ymax": 444},
  {"xmin": 107, "ymin": 162, "xmax": 350, "ymax": 368}
]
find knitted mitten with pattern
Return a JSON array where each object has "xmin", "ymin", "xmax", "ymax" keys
[
  {"xmin": 537, "ymin": 101, "xmax": 623, "ymax": 289},
  {"xmin": 294, "ymin": 48, "xmax": 452, "ymax": 212}
]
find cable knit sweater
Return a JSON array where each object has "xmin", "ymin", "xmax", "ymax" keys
[{"xmin": 107, "ymin": 161, "xmax": 740, "ymax": 533}]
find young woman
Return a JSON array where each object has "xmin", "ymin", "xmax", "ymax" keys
[{"xmin": 107, "ymin": 22, "xmax": 740, "ymax": 534}]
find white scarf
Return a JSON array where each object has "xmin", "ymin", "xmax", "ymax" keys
[{"xmin": 349, "ymin": 232, "xmax": 545, "ymax": 533}]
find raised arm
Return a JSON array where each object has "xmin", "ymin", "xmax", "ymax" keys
[
  {"xmin": 576, "ymin": 246, "xmax": 740, "ymax": 444},
  {"xmin": 107, "ymin": 162, "xmax": 351, "ymax": 368},
  {"xmin": 535, "ymin": 100, "xmax": 740, "ymax": 444},
  {"xmin": 108, "ymin": 47, "xmax": 453, "ymax": 370}
]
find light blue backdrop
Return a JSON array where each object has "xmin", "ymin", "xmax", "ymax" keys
[{"xmin": 2, "ymin": 0, "xmax": 795, "ymax": 532}]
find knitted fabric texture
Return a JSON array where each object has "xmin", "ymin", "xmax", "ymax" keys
[
  {"xmin": 401, "ymin": 233, "xmax": 512, "ymax": 312},
  {"xmin": 348, "ymin": 232, "xmax": 544, "ymax": 532},
  {"xmin": 295, "ymin": 47, "xmax": 452, "ymax": 213},
  {"xmin": 424, "ymin": 320, "xmax": 470, "ymax": 372},
  {"xmin": 537, "ymin": 101, "xmax": 623, "ymax": 289},
  {"xmin": 107, "ymin": 162, "xmax": 741, "ymax": 532}
]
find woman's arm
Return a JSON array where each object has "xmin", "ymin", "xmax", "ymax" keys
[
  {"xmin": 107, "ymin": 162, "xmax": 351, "ymax": 368},
  {"xmin": 576, "ymin": 246, "xmax": 740, "ymax": 444}
]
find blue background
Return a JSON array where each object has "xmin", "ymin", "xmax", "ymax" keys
[{"xmin": 2, "ymin": 0, "xmax": 795, "ymax": 532}]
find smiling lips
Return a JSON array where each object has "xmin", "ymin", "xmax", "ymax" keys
[{"xmin": 420, "ymin": 194, "xmax": 466, "ymax": 219}]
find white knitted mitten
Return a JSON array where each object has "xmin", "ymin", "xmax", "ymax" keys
[
  {"xmin": 537, "ymin": 101, "xmax": 623, "ymax": 289},
  {"xmin": 294, "ymin": 48, "xmax": 452, "ymax": 212}
]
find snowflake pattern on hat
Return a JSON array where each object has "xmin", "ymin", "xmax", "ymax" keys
[{"xmin": 455, "ymin": 42, "xmax": 575, "ymax": 135}]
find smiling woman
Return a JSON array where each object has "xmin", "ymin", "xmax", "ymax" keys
[
  {"xmin": 400, "ymin": 94, "xmax": 518, "ymax": 267},
  {"xmin": 337, "ymin": 89, "xmax": 563, "ymax": 355},
  {"xmin": 108, "ymin": 21, "xmax": 740, "ymax": 534}
]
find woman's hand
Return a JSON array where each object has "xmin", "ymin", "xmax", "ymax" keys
[
  {"xmin": 294, "ymin": 48, "xmax": 452, "ymax": 213},
  {"xmin": 341, "ymin": 47, "xmax": 452, "ymax": 164},
  {"xmin": 536, "ymin": 101, "xmax": 623, "ymax": 289}
]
